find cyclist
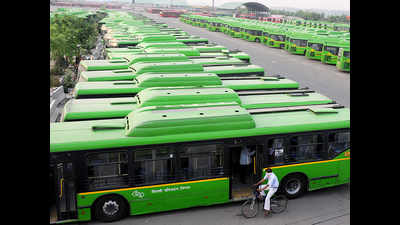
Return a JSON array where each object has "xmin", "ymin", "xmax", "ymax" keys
[{"xmin": 253, "ymin": 168, "xmax": 279, "ymax": 216}]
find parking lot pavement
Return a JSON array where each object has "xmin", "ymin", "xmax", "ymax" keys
[{"xmin": 87, "ymin": 184, "xmax": 349, "ymax": 225}]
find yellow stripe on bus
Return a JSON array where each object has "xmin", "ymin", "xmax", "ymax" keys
[
  {"xmin": 265, "ymin": 157, "xmax": 350, "ymax": 171},
  {"xmin": 78, "ymin": 177, "xmax": 229, "ymax": 196}
]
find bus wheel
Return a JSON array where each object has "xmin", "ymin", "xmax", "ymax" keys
[
  {"xmin": 280, "ymin": 174, "xmax": 307, "ymax": 199},
  {"xmin": 93, "ymin": 195, "xmax": 128, "ymax": 222},
  {"xmin": 255, "ymin": 38, "xmax": 260, "ymax": 43}
]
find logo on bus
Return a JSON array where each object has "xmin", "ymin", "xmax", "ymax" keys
[
  {"xmin": 344, "ymin": 151, "xmax": 350, "ymax": 157},
  {"xmin": 131, "ymin": 190, "xmax": 144, "ymax": 199}
]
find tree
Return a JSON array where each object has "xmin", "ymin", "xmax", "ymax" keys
[{"xmin": 50, "ymin": 14, "xmax": 99, "ymax": 76}]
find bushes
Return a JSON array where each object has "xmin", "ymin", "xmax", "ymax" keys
[{"xmin": 62, "ymin": 68, "xmax": 75, "ymax": 93}]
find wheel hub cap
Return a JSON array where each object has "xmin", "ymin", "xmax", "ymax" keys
[
  {"xmin": 286, "ymin": 178, "xmax": 301, "ymax": 195},
  {"xmin": 103, "ymin": 200, "xmax": 119, "ymax": 216}
]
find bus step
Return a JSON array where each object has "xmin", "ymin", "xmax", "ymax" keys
[{"xmin": 50, "ymin": 205, "xmax": 57, "ymax": 224}]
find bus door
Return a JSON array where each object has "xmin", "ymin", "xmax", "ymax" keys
[
  {"xmin": 227, "ymin": 141, "xmax": 264, "ymax": 201},
  {"xmin": 54, "ymin": 162, "xmax": 77, "ymax": 221}
]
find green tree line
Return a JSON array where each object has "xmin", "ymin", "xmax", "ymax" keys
[
  {"xmin": 270, "ymin": 9, "xmax": 349, "ymax": 23},
  {"xmin": 50, "ymin": 12, "xmax": 106, "ymax": 90}
]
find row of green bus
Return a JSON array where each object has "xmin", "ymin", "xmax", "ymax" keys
[
  {"xmin": 50, "ymin": 10, "xmax": 350, "ymax": 224},
  {"xmin": 180, "ymin": 14, "xmax": 350, "ymax": 72}
]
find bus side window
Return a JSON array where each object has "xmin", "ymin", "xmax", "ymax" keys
[
  {"xmin": 266, "ymin": 138, "xmax": 285, "ymax": 165},
  {"xmin": 286, "ymin": 134, "xmax": 325, "ymax": 163},
  {"xmin": 328, "ymin": 131, "xmax": 350, "ymax": 158},
  {"xmin": 87, "ymin": 151, "xmax": 129, "ymax": 190},
  {"xmin": 179, "ymin": 144, "xmax": 224, "ymax": 180},
  {"xmin": 133, "ymin": 147, "xmax": 176, "ymax": 186}
]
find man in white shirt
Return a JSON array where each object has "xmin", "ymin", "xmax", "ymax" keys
[
  {"xmin": 239, "ymin": 146, "xmax": 255, "ymax": 184},
  {"xmin": 253, "ymin": 168, "xmax": 279, "ymax": 216}
]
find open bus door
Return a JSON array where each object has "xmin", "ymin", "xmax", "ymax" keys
[
  {"xmin": 53, "ymin": 161, "xmax": 77, "ymax": 222},
  {"xmin": 227, "ymin": 141, "xmax": 265, "ymax": 201}
]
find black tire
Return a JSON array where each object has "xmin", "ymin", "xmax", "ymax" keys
[
  {"xmin": 270, "ymin": 195, "xmax": 288, "ymax": 214},
  {"xmin": 255, "ymin": 38, "xmax": 260, "ymax": 43},
  {"xmin": 241, "ymin": 199, "xmax": 259, "ymax": 218},
  {"xmin": 280, "ymin": 174, "xmax": 307, "ymax": 199},
  {"xmin": 93, "ymin": 195, "xmax": 128, "ymax": 222}
]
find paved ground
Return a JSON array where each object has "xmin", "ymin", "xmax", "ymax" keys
[
  {"xmin": 142, "ymin": 12, "xmax": 350, "ymax": 108},
  {"xmin": 86, "ymin": 184, "xmax": 349, "ymax": 225}
]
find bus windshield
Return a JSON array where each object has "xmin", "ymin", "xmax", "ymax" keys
[
  {"xmin": 325, "ymin": 46, "xmax": 339, "ymax": 55},
  {"xmin": 291, "ymin": 39, "xmax": 307, "ymax": 47},
  {"xmin": 248, "ymin": 30, "xmax": 262, "ymax": 36},
  {"xmin": 309, "ymin": 43, "xmax": 323, "ymax": 51},
  {"xmin": 232, "ymin": 27, "xmax": 240, "ymax": 32},
  {"xmin": 270, "ymin": 34, "xmax": 285, "ymax": 41}
]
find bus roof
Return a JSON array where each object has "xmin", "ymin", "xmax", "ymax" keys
[
  {"xmin": 51, "ymin": 103, "xmax": 349, "ymax": 153},
  {"xmin": 80, "ymin": 53, "xmax": 190, "ymax": 71},
  {"xmin": 73, "ymin": 73, "xmax": 298, "ymax": 98},
  {"xmin": 62, "ymin": 87, "xmax": 333, "ymax": 121}
]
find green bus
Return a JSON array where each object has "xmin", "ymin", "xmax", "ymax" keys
[
  {"xmin": 266, "ymin": 28, "xmax": 286, "ymax": 49},
  {"xmin": 336, "ymin": 47, "xmax": 350, "ymax": 72},
  {"xmin": 333, "ymin": 23, "xmax": 350, "ymax": 32},
  {"xmin": 50, "ymin": 102, "xmax": 350, "ymax": 223},
  {"xmin": 80, "ymin": 53, "xmax": 189, "ymax": 72},
  {"xmin": 105, "ymin": 49, "xmax": 251, "ymax": 63},
  {"xmin": 286, "ymin": 33, "xmax": 311, "ymax": 55},
  {"xmin": 78, "ymin": 61, "xmax": 264, "ymax": 82},
  {"xmin": 107, "ymin": 34, "xmax": 177, "ymax": 47},
  {"xmin": 243, "ymin": 25, "xmax": 263, "ymax": 43},
  {"xmin": 144, "ymin": 48, "xmax": 251, "ymax": 63},
  {"xmin": 207, "ymin": 18, "xmax": 223, "ymax": 32},
  {"xmin": 62, "ymin": 87, "xmax": 333, "ymax": 122},
  {"xmin": 73, "ymin": 72, "xmax": 296, "ymax": 99},
  {"xmin": 228, "ymin": 23, "xmax": 242, "ymax": 38},
  {"xmin": 81, "ymin": 47, "xmax": 251, "ymax": 72},
  {"xmin": 305, "ymin": 36, "xmax": 325, "ymax": 60},
  {"xmin": 104, "ymin": 43, "xmax": 227, "ymax": 56},
  {"xmin": 321, "ymin": 39, "xmax": 350, "ymax": 65},
  {"xmin": 109, "ymin": 34, "xmax": 208, "ymax": 48},
  {"xmin": 175, "ymin": 35, "xmax": 209, "ymax": 45},
  {"xmin": 219, "ymin": 21, "xmax": 229, "ymax": 33}
]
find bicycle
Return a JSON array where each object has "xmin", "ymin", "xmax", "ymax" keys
[{"xmin": 241, "ymin": 186, "xmax": 288, "ymax": 218}]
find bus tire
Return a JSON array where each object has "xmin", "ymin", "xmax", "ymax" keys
[
  {"xmin": 93, "ymin": 194, "xmax": 128, "ymax": 222},
  {"xmin": 280, "ymin": 173, "xmax": 307, "ymax": 199},
  {"xmin": 255, "ymin": 38, "xmax": 260, "ymax": 43}
]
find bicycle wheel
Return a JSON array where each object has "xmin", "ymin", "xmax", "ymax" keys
[
  {"xmin": 241, "ymin": 199, "xmax": 259, "ymax": 218},
  {"xmin": 270, "ymin": 195, "xmax": 288, "ymax": 214}
]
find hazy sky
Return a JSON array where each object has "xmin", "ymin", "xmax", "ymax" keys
[{"xmin": 186, "ymin": 0, "xmax": 350, "ymax": 11}]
